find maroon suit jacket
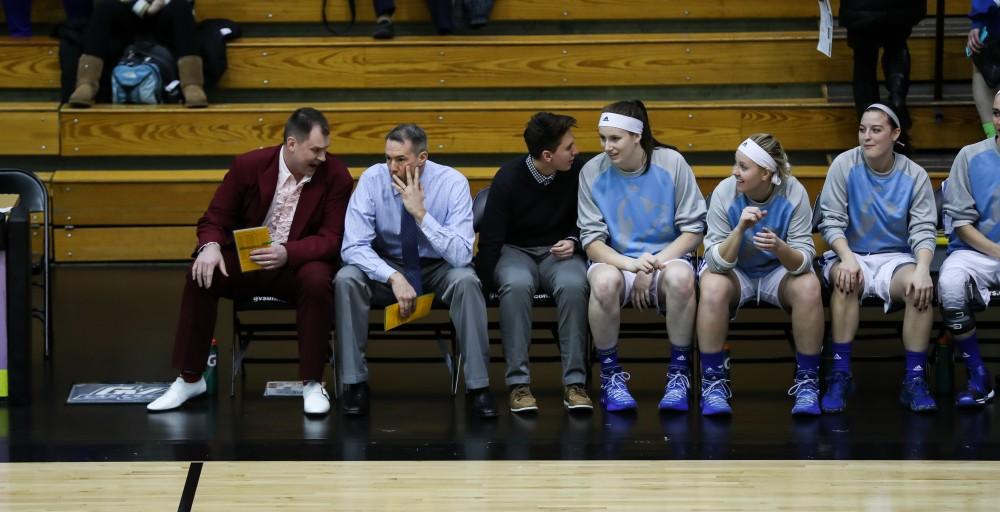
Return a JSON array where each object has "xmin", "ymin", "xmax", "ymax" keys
[{"xmin": 195, "ymin": 145, "xmax": 354, "ymax": 268}]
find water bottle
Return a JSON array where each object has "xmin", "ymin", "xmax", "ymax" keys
[
  {"xmin": 933, "ymin": 333, "xmax": 953, "ymax": 396},
  {"xmin": 204, "ymin": 338, "xmax": 218, "ymax": 395}
]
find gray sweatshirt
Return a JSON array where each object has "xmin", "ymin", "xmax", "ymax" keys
[
  {"xmin": 577, "ymin": 147, "xmax": 706, "ymax": 258},
  {"xmin": 943, "ymin": 137, "xmax": 1000, "ymax": 254},
  {"xmin": 704, "ymin": 175, "xmax": 815, "ymax": 278},
  {"xmin": 818, "ymin": 147, "xmax": 936, "ymax": 256}
]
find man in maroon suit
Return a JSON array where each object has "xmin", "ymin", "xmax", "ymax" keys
[{"xmin": 147, "ymin": 107, "xmax": 354, "ymax": 415}]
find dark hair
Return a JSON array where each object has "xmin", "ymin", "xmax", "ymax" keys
[
  {"xmin": 862, "ymin": 105, "xmax": 910, "ymax": 156},
  {"xmin": 601, "ymin": 100, "xmax": 675, "ymax": 172},
  {"xmin": 283, "ymin": 107, "xmax": 330, "ymax": 143},
  {"xmin": 385, "ymin": 123, "xmax": 429, "ymax": 155},
  {"xmin": 523, "ymin": 112, "xmax": 577, "ymax": 158}
]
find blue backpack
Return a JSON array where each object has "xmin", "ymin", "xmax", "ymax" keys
[{"xmin": 111, "ymin": 41, "xmax": 180, "ymax": 104}]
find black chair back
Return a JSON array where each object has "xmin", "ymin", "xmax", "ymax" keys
[{"xmin": 472, "ymin": 187, "xmax": 490, "ymax": 232}]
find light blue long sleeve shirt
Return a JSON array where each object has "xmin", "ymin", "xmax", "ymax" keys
[{"xmin": 341, "ymin": 160, "xmax": 475, "ymax": 282}]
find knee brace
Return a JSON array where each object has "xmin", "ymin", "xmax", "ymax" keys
[{"xmin": 942, "ymin": 307, "xmax": 976, "ymax": 336}]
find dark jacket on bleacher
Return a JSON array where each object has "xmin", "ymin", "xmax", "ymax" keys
[
  {"xmin": 196, "ymin": 145, "xmax": 354, "ymax": 268},
  {"xmin": 475, "ymin": 155, "xmax": 583, "ymax": 292},
  {"xmin": 839, "ymin": 0, "xmax": 926, "ymax": 31}
]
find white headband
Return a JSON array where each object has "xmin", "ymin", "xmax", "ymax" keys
[
  {"xmin": 866, "ymin": 103, "xmax": 901, "ymax": 128},
  {"xmin": 598, "ymin": 112, "xmax": 644, "ymax": 135},
  {"xmin": 738, "ymin": 137, "xmax": 783, "ymax": 185}
]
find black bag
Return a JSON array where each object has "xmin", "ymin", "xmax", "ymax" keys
[{"xmin": 973, "ymin": 36, "xmax": 1000, "ymax": 89}]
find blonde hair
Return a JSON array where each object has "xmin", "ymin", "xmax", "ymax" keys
[{"xmin": 748, "ymin": 133, "xmax": 791, "ymax": 178}]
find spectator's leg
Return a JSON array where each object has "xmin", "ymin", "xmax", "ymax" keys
[
  {"xmin": 495, "ymin": 246, "xmax": 541, "ymax": 388},
  {"xmin": 69, "ymin": 0, "xmax": 133, "ymax": 107},
  {"xmin": 426, "ymin": 263, "xmax": 491, "ymax": 391},
  {"xmin": 291, "ymin": 261, "xmax": 335, "ymax": 382},
  {"xmin": 2, "ymin": 0, "xmax": 32, "ymax": 36},
  {"xmin": 425, "ymin": 0, "xmax": 453, "ymax": 34},
  {"xmin": 847, "ymin": 29, "xmax": 881, "ymax": 120},
  {"xmin": 373, "ymin": 0, "xmax": 395, "ymax": 39},
  {"xmin": 171, "ymin": 248, "xmax": 242, "ymax": 375},
  {"xmin": 334, "ymin": 265, "xmax": 378, "ymax": 386},
  {"xmin": 881, "ymin": 31, "xmax": 912, "ymax": 131},
  {"xmin": 539, "ymin": 253, "xmax": 589, "ymax": 387},
  {"xmin": 151, "ymin": 0, "xmax": 206, "ymax": 107},
  {"xmin": 972, "ymin": 66, "xmax": 998, "ymax": 137}
]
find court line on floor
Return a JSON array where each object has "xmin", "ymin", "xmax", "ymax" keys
[{"xmin": 177, "ymin": 462, "xmax": 203, "ymax": 512}]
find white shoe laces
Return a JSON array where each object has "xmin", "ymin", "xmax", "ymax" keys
[
  {"xmin": 702, "ymin": 377, "xmax": 732, "ymax": 406},
  {"xmin": 787, "ymin": 377, "xmax": 819, "ymax": 405},
  {"xmin": 603, "ymin": 371, "xmax": 633, "ymax": 400}
]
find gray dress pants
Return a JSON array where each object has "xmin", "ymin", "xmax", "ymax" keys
[
  {"xmin": 494, "ymin": 245, "xmax": 588, "ymax": 387},
  {"xmin": 334, "ymin": 259, "xmax": 491, "ymax": 390}
]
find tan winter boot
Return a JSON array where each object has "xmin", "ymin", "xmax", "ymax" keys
[
  {"xmin": 177, "ymin": 55, "xmax": 208, "ymax": 108},
  {"xmin": 67, "ymin": 54, "xmax": 103, "ymax": 108}
]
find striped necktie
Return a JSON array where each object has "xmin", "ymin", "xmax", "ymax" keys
[{"xmin": 399, "ymin": 204, "xmax": 423, "ymax": 294}]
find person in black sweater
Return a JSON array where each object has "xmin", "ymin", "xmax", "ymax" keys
[
  {"xmin": 840, "ymin": 0, "xmax": 926, "ymax": 152},
  {"xmin": 476, "ymin": 112, "xmax": 592, "ymax": 414}
]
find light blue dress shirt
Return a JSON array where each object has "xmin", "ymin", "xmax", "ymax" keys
[{"xmin": 341, "ymin": 160, "xmax": 475, "ymax": 283}]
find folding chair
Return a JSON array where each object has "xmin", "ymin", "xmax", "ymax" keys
[{"xmin": 0, "ymin": 168, "xmax": 51, "ymax": 358}]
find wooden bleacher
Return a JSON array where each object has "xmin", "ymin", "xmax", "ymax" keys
[
  {"xmin": 59, "ymin": 101, "xmax": 979, "ymax": 157},
  {"xmin": 0, "ymin": 0, "xmax": 982, "ymax": 262},
  {"xmin": 46, "ymin": 166, "xmax": 951, "ymax": 262},
  {"xmin": 0, "ymin": 0, "xmax": 967, "ymax": 24},
  {"xmin": 0, "ymin": 32, "xmax": 970, "ymax": 90}
]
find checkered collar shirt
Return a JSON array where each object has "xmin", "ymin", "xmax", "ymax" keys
[{"xmin": 526, "ymin": 155, "xmax": 555, "ymax": 186}]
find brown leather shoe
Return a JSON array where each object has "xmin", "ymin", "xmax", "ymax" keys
[
  {"xmin": 563, "ymin": 384, "xmax": 594, "ymax": 411},
  {"xmin": 508, "ymin": 384, "xmax": 538, "ymax": 413}
]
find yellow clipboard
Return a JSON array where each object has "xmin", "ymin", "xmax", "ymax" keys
[
  {"xmin": 233, "ymin": 226, "xmax": 271, "ymax": 273},
  {"xmin": 384, "ymin": 293, "xmax": 435, "ymax": 331}
]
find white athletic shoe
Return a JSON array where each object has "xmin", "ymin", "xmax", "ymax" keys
[
  {"xmin": 303, "ymin": 381, "xmax": 331, "ymax": 416},
  {"xmin": 147, "ymin": 377, "xmax": 206, "ymax": 412}
]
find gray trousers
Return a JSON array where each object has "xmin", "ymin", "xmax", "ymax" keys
[
  {"xmin": 494, "ymin": 245, "xmax": 589, "ymax": 387},
  {"xmin": 334, "ymin": 260, "xmax": 491, "ymax": 390}
]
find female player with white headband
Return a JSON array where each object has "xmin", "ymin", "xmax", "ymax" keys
[
  {"xmin": 698, "ymin": 133, "xmax": 823, "ymax": 416},
  {"xmin": 817, "ymin": 103, "xmax": 938, "ymax": 414},
  {"xmin": 578, "ymin": 100, "xmax": 707, "ymax": 412}
]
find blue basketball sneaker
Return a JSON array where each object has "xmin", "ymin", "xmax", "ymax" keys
[
  {"xmin": 658, "ymin": 368, "xmax": 691, "ymax": 412},
  {"xmin": 956, "ymin": 365, "xmax": 995, "ymax": 409},
  {"xmin": 820, "ymin": 371, "xmax": 853, "ymax": 414},
  {"xmin": 788, "ymin": 370, "xmax": 821, "ymax": 416},
  {"xmin": 600, "ymin": 369, "xmax": 637, "ymax": 412},
  {"xmin": 900, "ymin": 375, "xmax": 937, "ymax": 412},
  {"xmin": 700, "ymin": 373, "xmax": 732, "ymax": 416}
]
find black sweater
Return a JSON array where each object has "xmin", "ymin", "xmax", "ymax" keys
[
  {"xmin": 475, "ymin": 155, "xmax": 583, "ymax": 292},
  {"xmin": 839, "ymin": 0, "xmax": 926, "ymax": 31}
]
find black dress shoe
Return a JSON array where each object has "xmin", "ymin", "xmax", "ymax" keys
[
  {"xmin": 342, "ymin": 382, "xmax": 370, "ymax": 416},
  {"xmin": 468, "ymin": 387, "xmax": 498, "ymax": 418}
]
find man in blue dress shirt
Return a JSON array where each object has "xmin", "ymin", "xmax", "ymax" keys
[{"xmin": 335, "ymin": 124, "xmax": 497, "ymax": 418}]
